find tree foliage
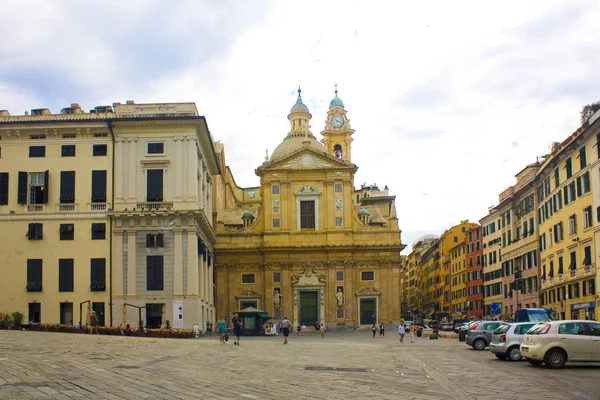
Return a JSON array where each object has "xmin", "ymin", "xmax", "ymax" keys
[{"xmin": 581, "ymin": 101, "xmax": 600, "ymax": 124}]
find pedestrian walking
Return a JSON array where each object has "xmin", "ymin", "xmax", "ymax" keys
[
  {"xmin": 231, "ymin": 312, "xmax": 242, "ymax": 346},
  {"xmin": 379, "ymin": 321, "xmax": 385, "ymax": 337},
  {"xmin": 371, "ymin": 323, "xmax": 377, "ymax": 337},
  {"xmin": 281, "ymin": 317, "xmax": 292, "ymax": 344},
  {"xmin": 217, "ymin": 316, "xmax": 226, "ymax": 344},
  {"xmin": 398, "ymin": 323, "xmax": 405, "ymax": 342},
  {"xmin": 320, "ymin": 323, "xmax": 326, "ymax": 338},
  {"xmin": 409, "ymin": 322, "xmax": 415, "ymax": 343},
  {"xmin": 297, "ymin": 324, "xmax": 301, "ymax": 336},
  {"xmin": 301, "ymin": 324, "xmax": 306, "ymax": 336},
  {"xmin": 89, "ymin": 311, "xmax": 98, "ymax": 335}
]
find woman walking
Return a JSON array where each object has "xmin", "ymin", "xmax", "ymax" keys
[
  {"xmin": 409, "ymin": 322, "xmax": 415, "ymax": 343},
  {"xmin": 320, "ymin": 323, "xmax": 326, "ymax": 338},
  {"xmin": 398, "ymin": 323, "xmax": 405, "ymax": 342},
  {"xmin": 379, "ymin": 321, "xmax": 385, "ymax": 337},
  {"xmin": 371, "ymin": 323, "xmax": 377, "ymax": 337},
  {"xmin": 217, "ymin": 316, "xmax": 226, "ymax": 344}
]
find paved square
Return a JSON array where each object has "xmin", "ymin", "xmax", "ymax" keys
[{"xmin": 0, "ymin": 330, "xmax": 599, "ymax": 399}]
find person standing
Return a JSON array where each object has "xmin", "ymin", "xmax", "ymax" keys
[
  {"xmin": 409, "ymin": 322, "xmax": 415, "ymax": 343},
  {"xmin": 217, "ymin": 316, "xmax": 226, "ymax": 344},
  {"xmin": 371, "ymin": 323, "xmax": 377, "ymax": 337},
  {"xmin": 281, "ymin": 317, "xmax": 292, "ymax": 344},
  {"xmin": 398, "ymin": 323, "xmax": 405, "ymax": 342},
  {"xmin": 320, "ymin": 323, "xmax": 326, "ymax": 338},
  {"xmin": 89, "ymin": 311, "xmax": 98, "ymax": 335},
  {"xmin": 231, "ymin": 313, "xmax": 242, "ymax": 346},
  {"xmin": 379, "ymin": 321, "xmax": 385, "ymax": 337}
]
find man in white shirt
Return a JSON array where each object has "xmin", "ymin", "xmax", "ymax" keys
[{"xmin": 398, "ymin": 324, "xmax": 405, "ymax": 342}]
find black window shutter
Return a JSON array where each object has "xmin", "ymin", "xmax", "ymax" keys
[
  {"xmin": 156, "ymin": 256, "xmax": 164, "ymax": 290},
  {"xmin": 146, "ymin": 233, "xmax": 155, "ymax": 247},
  {"xmin": 147, "ymin": 256, "xmax": 155, "ymax": 290},
  {"xmin": 59, "ymin": 259, "xmax": 74, "ymax": 292},
  {"xmin": 91, "ymin": 170, "xmax": 107, "ymax": 202},
  {"xmin": 35, "ymin": 223, "xmax": 43, "ymax": 239},
  {"xmin": 146, "ymin": 169, "xmax": 163, "ymax": 202},
  {"xmin": 156, "ymin": 233, "xmax": 164, "ymax": 247},
  {"xmin": 42, "ymin": 170, "xmax": 49, "ymax": 204},
  {"xmin": 91, "ymin": 258, "xmax": 106, "ymax": 290},
  {"xmin": 0, "ymin": 172, "xmax": 8, "ymax": 205},
  {"xmin": 60, "ymin": 171, "xmax": 75, "ymax": 203},
  {"xmin": 18, "ymin": 171, "xmax": 27, "ymax": 204}
]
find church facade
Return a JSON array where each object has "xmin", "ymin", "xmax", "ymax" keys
[{"xmin": 213, "ymin": 89, "xmax": 405, "ymax": 329}]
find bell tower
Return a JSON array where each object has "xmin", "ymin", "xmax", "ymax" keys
[{"xmin": 320, "ymin": 85, "xmax": 354, "ymax": 161}]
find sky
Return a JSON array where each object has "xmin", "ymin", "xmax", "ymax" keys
[{"xmin": 2, "ymin": 0, "xmax": 599, "ymax": 252}]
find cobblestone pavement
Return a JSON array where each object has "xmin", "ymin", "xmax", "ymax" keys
[{"xmin": 1, "ymin": 330, "xmax": 599, "ymax": 400}]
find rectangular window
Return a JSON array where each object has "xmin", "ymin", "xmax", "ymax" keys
[
  {"xmin": 554, "ymin": 167, "xmax": 560, "ymax": 187},
  {"xmin": 335, "ymin": 217, "xmax": 343, "ymax": 227},
  {"xmin": 29, "ymin": 146, "xmax": 46, "ymax": 158},
  {"xmin": 583, "ymin": 245, "xmax": 592, "ymax": 266},
  {"xmin": 558, "ymin": 256, "xmax": 564, "ymax": 274},
  {"xmin": 59, "ymin": 303, "xmax": 73, "ymax": 325},
  {"xmin": 92, "ymin": 144, "xmax": 107, "ymax": 156},
  {"xmin": 62, "ymin": 134, "xmax": 76, "ymax": 139},
  {"xmin": 569, "ymin": 251, "xmax": 577, "ymax": 270},
  {"xmin": 300, "ymin": 200, "xmax": 315, "ymax": 229},
  {"xmin": 271, "ymin": 184, "xmax": 280, "ymax": 195},
  {"xmin": 241, "ymin": 274, "xmax": 255, "ymax": 284},
  {"xmin": 61, "ymin": 145, "xmax": 75, "ymax": 157},
  {"xmin": 146, "ymin": 233, "xmax": 164, "ymax": 248},
  {"xmin": 272, "ymin": 218, "xmax": 280, "ymax": 228},
  {"xmin": 60, "ymin": 171, "xmax": 75, "ymax": 203},
  {"xmin": 568, "ymin": 215, "xmax": 577, "ymax": 236},
  {"xmin": 91, "ymin": 223, "xmax": 106, "ymax": 240},
  {"xmin": 58, "ymin": 259, "xmax": 74, "ymax": 292},
  {"xmin": 90, "ymin": 258, "xmax": 106, "ymax": 291},
  {"xmin": 565, "ymin": 157, "xmax": 572, "ymax": 178},
  {"xmin": 582, "ymin": 171, "xmax": 591, "ymax": 194},
  {"xmin": 59, "ymin": 223, "xmax": 74, "ymax": 240},
  {"xmin": 91, "ymin": 170, "xmax": 107, "ymax": 203},
  {"xmin": 26, "ymin": 259, "xmax": 42, "ymax": 292},
  {"xmin": 361, "ymin": 271, "xmax": 374, "ymax": 281},
  {"xmin": 583, "ymin": 206, "xmax": 592, "ymax": 229},
  {"xmin": 336, "ymin": 271, "xmax": 344, "ymax": 281},
  {"xmin": 0, "ymin": 172, "xmax": 8, "ymax": 205},
  {"xmin": 20, "ymin": 171, "xmax": 49, "ymax": 205},
  {"xmin": 147, "ymin": 142, "xmax": 165, "ymax": 154},
  {"xmin": 272, "ymin": 272, "xmax": 281, "ymax": 283},
  {"xmin": 146, "ymin": 256, "xmax": 164, "ymax": 291},
  {"xmin": 334, "ymin": 183, "xmax": 343, "ymax": 193},
  {"xmin": 27, "ymin": 223, "xmax": 43, "ymax": 240},
  {"xmin": 146, "ymin": 169, "xmax": 164, "ymax": 202},
  {"xmin": 579, "ymin": 146, "xmax": 587, "ymax": 169}
]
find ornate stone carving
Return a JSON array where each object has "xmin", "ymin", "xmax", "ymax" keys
[
  {"xmin": 291, "ymin": 263, "xmax": 326, "ymax": 286},
  {"xmin": 323, "ymin": 180, "xmax": 335, "ymax": 187},
  {"xmin": 280, "ymin": 181, "xmax": 291, "ymax": 188},
  {"xmin": 343, "ymin": 181, "xmax": 352, "ymax": 186},
  {"xmin": 295, "ymin": 185, "xmax": 321, "ymax": 195},
  {"xmin": 355, "ymin": 286, "xmax": 381, "ymax": 296},
  {"xmin": 261, "ymin": 181, "xmax": 272, "ymax": 188},
  {"xmin": 235, "ymin": 289, "xmax": 261, "ymax": 298}
]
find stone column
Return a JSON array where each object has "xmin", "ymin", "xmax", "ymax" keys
[
  {"xmin": 174, "ymin": 138, "xmax": 183, "ymax": 200},
  {"xmin": 127, "ymin": 231, "xmax": 136, "ymax": 296},
  {"xmin": 173, "ymin": 230, "xmax": 183, "ymax": 296},
  {"xmin": 292, "ymin": 287, "xmax": 298, "ymax": 327},
  {"xmin": 115, "ymin": 140, "xmax": 124, "ymax": 201},
  {"xmin": 187, "ymin": 137, "xmax": 197, "ymax": 201},
  {"xmin": 186, "ymin": 232, "xmax": 198, "ymax": 296},
  {"xmin": 127, "ymin": 138, "xmax": 137, "ymax": 201},
  {"xmin": 114, "ymin": 231, "xmax": 124, "ymax": 298}
]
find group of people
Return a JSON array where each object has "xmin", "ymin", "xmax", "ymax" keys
[
  {"xmin": 397, "ymin": 320, "xmax": 416, "ymax": 343},
  {"xmin": 371, "ymin": 321, "xmax": 387, "ymax": 337}
]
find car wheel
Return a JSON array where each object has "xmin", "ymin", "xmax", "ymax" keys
[
  {"xmin": 507, "ymin": 346, "xmax": 522, "ymax": 362},
  {"xmin": 495, "ymin": 353, "xmax": 506, "ymax": 360},
  {"xmin": 473, "ymin": 339, "xmax": 486, "ymax": 350},
  {"xmin": 545, "ymin": 348, "xmax": 567, "ymax": 369},
  {"xmin": 527, "ymin": 359, "xmax": 543, "ymax": 366}
]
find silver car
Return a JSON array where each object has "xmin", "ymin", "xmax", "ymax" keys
[
  {"xmin": 489, "ymin": 322, "xmax": 537, "ymax": 361},
  {"xmin": 466, "ymin": 321, "xmax": 503, "ymax": 350}
]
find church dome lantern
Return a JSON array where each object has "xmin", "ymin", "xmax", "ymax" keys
[{"xmin": 329, "ymin": 85, "xmax": 344, "ymax": 108}]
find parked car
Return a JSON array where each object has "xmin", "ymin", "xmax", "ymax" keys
[
  {"xmin": 454, "ymin": 322, "xmax": 471, "ymax": 333},
  {"xmin": 489, "ymin": 322, "xmax": 537, "ymax": 361},
  {"xmin": 440, "ymin": 323, "xmax": 454, "ymax": 331},
  {"xmin": 514, "ymin": 308, "xmax": 554, "ymax": 323},
  {"xmin": 520, "ymin": 320, "xmax": 600, "ymax": 368},
  {"xmin": 466, "ymin": 321, "xmax": 503, "ymax": 350}
]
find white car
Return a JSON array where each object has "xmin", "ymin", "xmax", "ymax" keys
[
  {"xmin": 520, "ymin": 320, "xmax": 600, "ymax": 368},
  {"xmin": 490, "ymin": 322, "xmax": 537, "ymax": 361}
]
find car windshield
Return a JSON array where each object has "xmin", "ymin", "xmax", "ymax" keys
[
  {"xmin": 493, "ymin": 324, "xmax": 510, "ymax": 334},
  {"xmin": 526, "ymin": 324, "xmax": 548, "ymax": 334},
  {"xmin": 526, "ymin": 310, "xmax": 554, "ymax": 322}
]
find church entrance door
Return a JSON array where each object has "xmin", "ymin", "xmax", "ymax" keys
[
  {"xmin": 360, "ymin": 299, "xmax": 376, "ymax": 325},
  {"xmin": 299, "ymin": 291, "xmax": 318, "ymax": 326}
]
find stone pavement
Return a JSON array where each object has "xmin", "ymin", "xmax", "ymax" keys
[{"xmin": 1, "ymin": 330, "xmax": 599, "ymax": 399}]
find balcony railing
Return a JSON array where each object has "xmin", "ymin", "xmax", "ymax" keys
[
  {"xmin": 57, "ymin": 204, "xmax": 78, "ymax": 212},
  {"xmin": 135, "ymin": 202, "xmax": 174, "ymax": 211},
  {"xmin": 26, "ymin": 205, "xmax": 45, "ymax": 213},
  {"xmin": 89, "ymin": 203, "xmax": 108, "ymax": 212},
  {"xmin": 558, "ymin": 274, "xmax": 564, "ymax": 282},
  {"xmin": 570, "ymin": 270, "xmax": 576, "ymax": 278}
]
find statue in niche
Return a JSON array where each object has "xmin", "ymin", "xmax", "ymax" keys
[
  {"xmin": 274, "ymin": 288, "xmax": 283, "ymax": 308},
  {"xmin": 336, "ymin": 286, "xmax": 344, "ymax": 307}
]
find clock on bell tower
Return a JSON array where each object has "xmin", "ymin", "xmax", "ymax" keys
[{"xmin": 320, "ymin": 85, "xmax": 355, "ymax": 161}]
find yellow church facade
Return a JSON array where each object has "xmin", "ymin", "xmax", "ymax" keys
[{"xmin": 213, "ymin": 89, "xmax": 405, "ymax": 329}]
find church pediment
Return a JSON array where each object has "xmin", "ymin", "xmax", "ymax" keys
[
  {"xmin": 291, "ymin": 262, "xmax": 326, "ymax": 286},
  {"xmin": 355, "ymin": 286, "xmax": 381, "ymax": 296},
  {"xmin": 259, "ymin": 148, "xmax": 354, "ymax": 172},
  {"xmin": 235, "ymin": 289, "xmax": 262, "ymax": 298}
]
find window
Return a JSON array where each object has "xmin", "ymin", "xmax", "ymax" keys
[
  {"xmin": 569, "ymin": 251, "xmax": 577, "ymax": 270},
  {"xmin": 61, "ymin": 145, "xmax": 75, "ymax": 157},
  {"xmin": 568, "ymin": 215, "xmax": 577, "ymax": 236},
  {"xmin": 59, "ymin": 224, "xmax": 74, "ymax": 240},
  {"xmin": 554, "ymin": 167, "xmax": 560, "ymax": 187},
  {"xmin": 565, "ymin": 157, "xmax": 572, "ymax": 178},
  {"xmin": 91, "ymin": 223, "xmax": 106, "ymax": 240},
  {"xmin": 147, "ymin": 142, "xmax": 165, "ymax": 154},
  {"xmin": 60, "ymin": 171, "xmax": 75, "ymax": 203},
  {"xmin": 579, "ymin": 146, "xmax": 587, "ymax": 169},
  {"xmin": 300, "ymin": 200, "xmax": 315, "ymax": 229},
  {"xmin": 146, "ymin": 256, "xmax": 164, "ymax": 291},
  {"xmin": 27, "ymin": 223, "xmax": 43, "ymax": 240},
  {"xmin": 334, "ymin": 183, "xmax": 343, "ymax": 193},
  {"xmin": 26, "ymin": 259, "xmax": 42, "ymax": 292},
  {"xmin": 91, "ymin": 170, "xmax": 107, "ymax": 203},
  {"xmin": 92, "ymin": 144, "xmax": 107, "ymax": 156},
  {"xmin": 28, "ymin": 303, "xmax": 41, "ymax": 323},
  {"xmin": 59, "ymin": 303, "xmax": 73, "ymax": 325},
  {"xmin": 589, "ymin": 279, "xmax": 596, "ymax": 295},
  {"xmin": 146, "ymin": 233, "xmax": 164, "ymax": 248},
  {"xmin": 62, "ymin": 134, "xmax": 76, "ymax": 139},
  {"xmin": 273, "ymin": 272, "xmax": 281, "ymax": 283},
  {"xmin": 583, "ymin": 206, "xmax": 592, "ymax": 229},
  {"xmin": 583, "ymin": 245, "xmax": 592, "ymax": 266},
  {"xmin": 90, "ymin": 258, "xmax": 106, "ymax": 291},
  {"xmin": 18, "ymin": 171, "xmax": 49, "ymax": 204},
  {"xmin": 335, "ymin": 217, "xmax": 343, "ymax": 227},
  {"xmin": 272, "ymin": 184, "xmax": 280, "ymax": 195},
  {"xmin": 336, "ymin": 271, "xmax": 344, "ymax": 281},
  {"xmin": 241, "ymin": 274, "xmax": 255, "ymax": 284},
  {"xmin": 272, "ymin": 218, "xmax": 280, "ymax": 228},
  {"xmin": 0, "ymin": 172, "xmax": 8, "ymax": 205},
  {"xmin": 58, "ymin": 259, "xmax": 74, "ymax": 292},
  {"xmin": 29, "ymin": 146, "xmax": 46, "ymax": 158},
  {"xmin": 147, "ymin": 169, "xmax": 164, "ymax": 202},
  {"xmin": 361, "ymin": 271, "xmax": 374, "ymax": 281}
]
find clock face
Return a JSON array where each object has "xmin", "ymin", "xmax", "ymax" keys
[{"xmin": 332, "ymin": 116, "xmax": 343, "ymax": 127}]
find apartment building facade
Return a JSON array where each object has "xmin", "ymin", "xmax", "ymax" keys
[
  {"xmin": 465, "ymin": 226, "xmax": 483, "ymax": 318},
  {"xmin": 481, "ymin": 209, "xmax": 503, "ymax": 317}
]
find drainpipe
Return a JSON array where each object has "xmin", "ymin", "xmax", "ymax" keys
[{"xmin": 107, "ymin": 120, "xmax": 116, "ymax": 327}]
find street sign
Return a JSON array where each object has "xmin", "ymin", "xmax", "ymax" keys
[{"xmin": 490, "ymin": 303, "xmax": 499, "ymax": 312}]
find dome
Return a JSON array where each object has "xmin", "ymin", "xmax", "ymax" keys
[
  {"xmin": 242, "ymin": 211, "xmax": 254, "ymax": 219},
  {"xmin": 329, "ymin": 96, "xmax": 344, "ymax": 107},
  {"xmin": 358, "ymin": 209, "xmax": 370, "ymax": 215},
  {"xmin": 290, "ymin": 98, "xmax": 310, "ymax": 115},
  {"xmin": 270, "ymin": 135, "xmax": 326, "ymax": 162}
]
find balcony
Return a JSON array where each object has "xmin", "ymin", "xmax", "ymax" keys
[
  {"xmin": 558, "ymin": 274, "xmax": 564, "ymax": 282},
  {"xmin": 57, "ymin": 204, "xmax": 78, "ymax": 212},
  {"xmin": 26, "ymin": 205, "xmax": 45, "ymax": 213},
  {"xmin": 135, "ymin": 202, "xmax": 174, "ymax": 211},
  {"xmin": 584, "ymin": 265, "xmax": 593, "ymax": 276},
  {"xmin": 89, "ymin": 203, "xmax": 108, "ymax": 212},
  {"xmin": 570, "ymin": 270, "xmax": 576, "ymax": 278}
]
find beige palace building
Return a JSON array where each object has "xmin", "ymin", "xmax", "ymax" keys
[
  {"xmin": 213, "ymin": 89, "xmax": 405, "ymax": 329},
  {"xmin": 0, "ymin": 102, "xmax": 219, "ymax": 329}
]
